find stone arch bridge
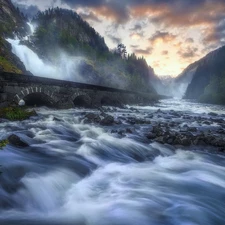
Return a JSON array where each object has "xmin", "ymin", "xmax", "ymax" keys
[{"xmin": 0, "ymin": 72, "xmax": 154, "ymax": 108}]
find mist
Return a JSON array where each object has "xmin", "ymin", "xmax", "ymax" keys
[
  {"xmin": 152, "ymin": 66, "xmax": 197, "ymax": 98},
  {"xmin": 6, "ymin": 22, "xmax": 132, "ymax": 90}
]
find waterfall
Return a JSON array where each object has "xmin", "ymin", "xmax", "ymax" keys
[{"xmin": 6, "ymin": 23, "xmax": 82, "ymax": 82}]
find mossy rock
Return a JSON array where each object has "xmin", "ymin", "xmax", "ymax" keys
[
  {"xmin": 0, "ymin": 139, "xmax": 9, "ymax": 149},
  {"xmin": 0, "ymin": 107, "xmax": 37, "ymax": 121},
  {"xmin": 0, "ymin": 56, "xmax": 22, "ymax": 74}
]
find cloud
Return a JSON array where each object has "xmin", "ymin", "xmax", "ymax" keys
[
  {"xmin": 130, "ymin": 32, "xmax": 144, "ymax": 40},
  {"xmin": 107, "ymin": 34, "xmax": 121, "ymax": 44},
  {"xmin": 130, "ymin": 45, "xmax": 139, "ymax": 49},
  {"xmin": 79, "ymin": 11, "xmax": 101, "ymax": 22},
  {"xmin": 162, "ymin": 50, "xmax": 168, "ymax": 55},
  {"xmin": 149, "ymin": 31, "xmax": 177, "ymax": 45},
  {"xmin": 10, "ymin": 0, "xmax": 225, "ymax": 76},
  {"xmin": 134, "ymin": 47, "xmax": 152, "ymax": 55},
  {"xmin": 178, "ymin": 47, "xmax": 198, "ymax": 59},
  {"xmin": 185, "ymin": 38, "xmax": 194, "ymax": 43}
]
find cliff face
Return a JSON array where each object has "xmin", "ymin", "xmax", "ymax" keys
[
  {"xmin": 184, "ymin": 46, "xmax": 225, "ymax": 104},
  {"xmin": 0, "ymin": 0, "xmax": 29, "ymax": 37},
  {"xmin": 0, "ymin": 0, "xmax": 29, "ymax": 74}
]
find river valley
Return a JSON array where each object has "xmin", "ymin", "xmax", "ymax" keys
[{"xmin": 0, "ymin": 99, "xmax": 225, "ymax": 225}]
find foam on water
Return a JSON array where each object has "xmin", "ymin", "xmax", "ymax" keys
[{"xmin": 0, "ymin": 102, "xmax": 225, "ymax": 225}]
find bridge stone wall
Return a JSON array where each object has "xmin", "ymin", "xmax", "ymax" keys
[{"xmin": 0, "ymin": 72, "xmax": 155, "ymax": 108}]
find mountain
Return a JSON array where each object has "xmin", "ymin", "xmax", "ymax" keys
[
  {"xmin": 30, "ymin": 8, "xmax": 109, "ymax": 60},
  {"xmin": 21, "ymin": 8, "xmax": 158, "ymax": 94},
  {"xmin": 0, "ymin": 0, "xmax": 29, "ymax": 74},
  {"xmin": 0, "ymin": 1, "xmax": 159, "ymax": 97},
  {"xmin": 184, "ymin": 46, "xmax": 225, "ymax": 104}
]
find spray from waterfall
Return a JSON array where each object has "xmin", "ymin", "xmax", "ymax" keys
[{"xmin": 6, "ymin": 23, "xmax": 84, "ymax": 82}]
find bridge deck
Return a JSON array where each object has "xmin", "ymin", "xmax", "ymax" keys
[{"xmin": 0, "ymin": 72, "xmax": 138, "ymax": 94}]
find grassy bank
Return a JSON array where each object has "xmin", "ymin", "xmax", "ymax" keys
[{"xmin": 0, "ymin": 107, "xmax": 37, "ymax": 121}]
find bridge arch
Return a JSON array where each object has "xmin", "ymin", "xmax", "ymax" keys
[
  {"xmin": 14, "ymin": 86, "xmax": 56, "ymax": 107},
  {"xmin": 72, "ymin": 92, "xmax": 92, "ymax": 108}
]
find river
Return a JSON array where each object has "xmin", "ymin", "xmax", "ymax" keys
[{"xmin": 0, "ymin": 99, "xmax": 225, "ymax": 225}]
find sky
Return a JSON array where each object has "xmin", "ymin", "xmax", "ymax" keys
[{"xmin": 13, "ymin": 0, "xmax": 225, "ymax": 77}]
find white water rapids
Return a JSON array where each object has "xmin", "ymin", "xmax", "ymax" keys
[{"xmin": 0, "ymin": 100, "xmax": 225, "ymax": 225}]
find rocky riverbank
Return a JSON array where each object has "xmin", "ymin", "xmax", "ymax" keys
[
  {"xmin": 80, "ymin": 104, "xmax": 225, "ymax": 153},
  {"xmin": 0, "ymin": 99, "xmax": 225, "ymax": 225},
  {"xmin": 1, "ymin": 99, "xmax": 225, "ymax": 154}
]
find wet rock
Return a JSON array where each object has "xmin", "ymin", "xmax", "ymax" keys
[
  {"xmin": 127, "ymin": 117, "xmax": 136, "ymax": 125},
  {"xmin": 83, "ymin": 113, "xmax": 101, "ymax": 124},
  {"xmin": 212, "ymin": 138, "xmax": 225, "ymax": 147},
  {"xmin": 100, "ymin": 115, "xmax": 114, "ymax": 126},
  {"xmin": 180, "ymin": 126, "xmax": 189, "ymax": 132},
  {"xmin": 8, "ymin": 134, "xmax": 29, "ymax": 148},
  {"xmin": 212, "ymin": 118, "xmax": 224, "ymax": 123},
  {"xmin": 203, "ymin": 121, "xmax": 211, "ymax": 125},
  {"xmin": 155, "ymin": 136, "xmax": 165, "ymax": 144},
  {"xmin": 118, "ymin": 130, "xmax": 125, "ymax": 136},
  {"xmin": 188, "ymin": 127, "xmax": 197, "ymax": 132},
  {"xmin": 114, "ymin": 119, "xmax": 122, "ymax": 125},
  {"xmin": 170, "ymin": 111, "xmax": 181, "ymax": 118},
  {"xmin": 53, "ymin": 117, "xmax": 62, "ymax": 122},
  {"xmin": 180, "ymin": 137, "xmax": 191, "ymax": 146},
  {"xmin": 146, "ymin": 132, "xmax": 157, "ymax": 139},
  {"xmin": 208, "ymin": 112, "xmax": 218, "ymax": 117},
  {"xmin": 126, "ymin": 128, "xmax": 133, "ymax": 134},
  {"xmin": 111, "ymin": 129, "xmax": 117, "ymax": 134}
]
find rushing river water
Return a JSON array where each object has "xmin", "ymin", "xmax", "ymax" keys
[{"xmin": 0, "ymin": 99, "xmax": 225, "ymax": 225}]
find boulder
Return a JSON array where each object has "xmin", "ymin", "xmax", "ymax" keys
[
  {"xmin": 100, "ymin": 115, "xmax": 114, "ymax": 126},
  {"xmin": 8, "ymin": 134, "xmax": 29, "ymax": 148},
  {"xmin": 208, "ymin": 112, "xmax": 218, "ymax": 117},
  {"xmin": 83, "ymin": 113, "xmax": 101, "ymax": 123},
  {"xmin": 146, "ymin": 132, "xmax": 157, "ymax": 139}
]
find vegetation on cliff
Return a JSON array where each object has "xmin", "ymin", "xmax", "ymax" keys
[
  {"xmin": 184, "ymin": 46, "xmax": 225, "ymax": 104},
  {"xmin": 0, "ymin": 0, "xmax": 29, "ymax": 74},
  {"xmin": 0, "ymin": 0, "xmax": 28, "ymax": 37},
  {"xmin": 199, "ymin": 72, "xmax": 225, "ymax": 105},
  {"xmin": 32, "ymin": 8, "xmax": 108, "ymax": 57}
]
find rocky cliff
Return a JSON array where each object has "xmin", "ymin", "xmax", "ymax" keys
[
  {"xmin": 184, "ymin": 46, "xmax": 225, "ymax": 104},
  {"xmin": 0, "ymin": 0, "xmax": 29, "ymax": 74}
]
